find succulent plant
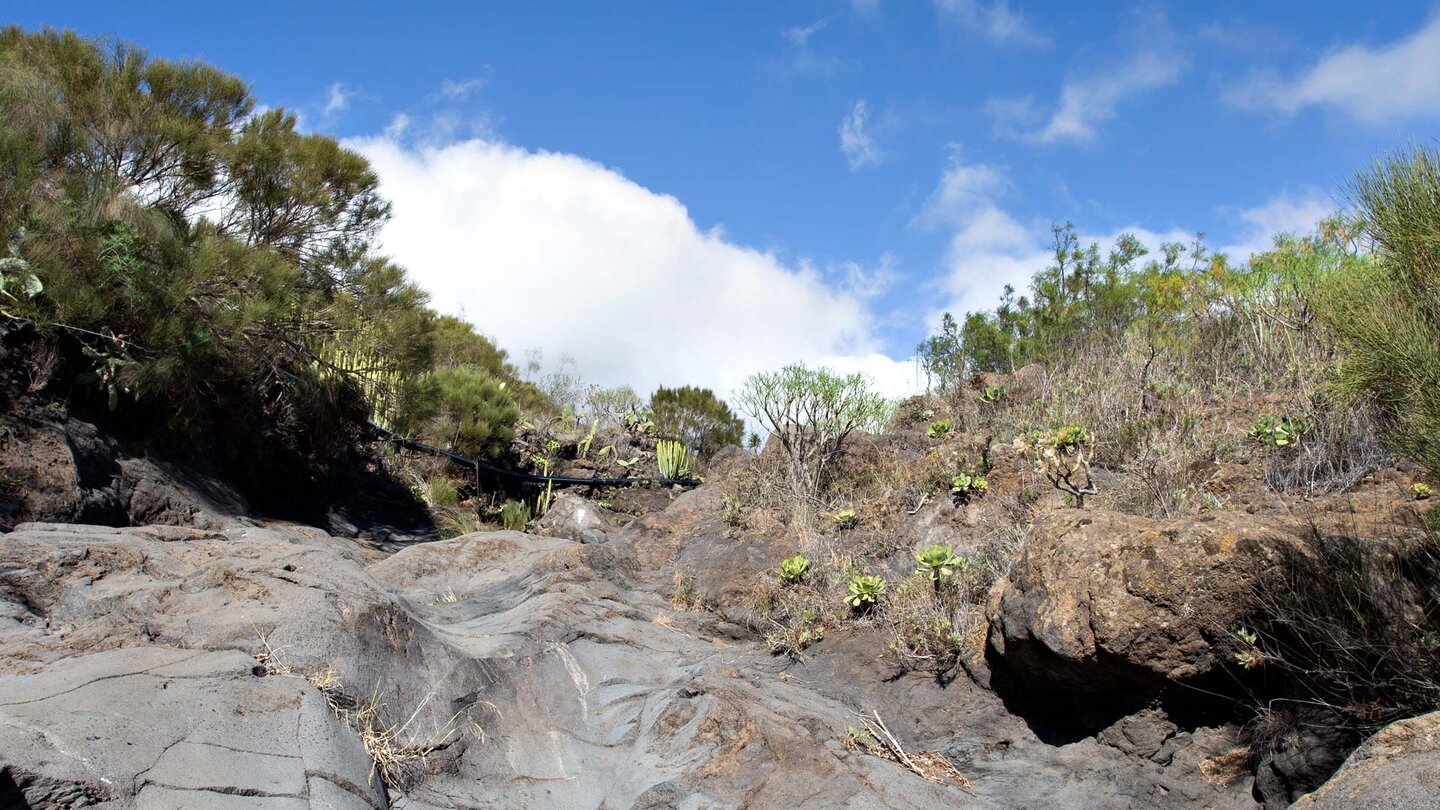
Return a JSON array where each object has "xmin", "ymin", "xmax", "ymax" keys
[
  {"xmin": 846, "ymin": 574, "xmax": 886, "ymax": 609},
  {"xmin": 780, "ymin": 555, "xmax": 811, "ymax": 584},
  {"xmin": 925, "ymin": 418, "xmax": 953, "ymax": 439}
]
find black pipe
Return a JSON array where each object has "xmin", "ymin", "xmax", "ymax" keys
[{"xmin": 366, "ymin": 422, "xmax": 703, "ymax": 488}]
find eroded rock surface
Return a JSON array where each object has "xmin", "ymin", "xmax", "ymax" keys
[
  {"xmin": 1293, "ymin": 711, "xmax": 1440, "ymax": 809},
  {"xmin": 0, "ymin": 511, "xmax": 1260, "ymax": 808},
  {"xmin": 988, "ymin": 510, "xmax": 1306, "ymax": 695}
]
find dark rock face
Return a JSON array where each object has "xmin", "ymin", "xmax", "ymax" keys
[
  {"xmin": 988, "ymin": 510, "xmax": 1305, "ymax": 697},
  {"xmin": 1293, "ymin": 710, "xmax": 1440, "ymax": 809},
  {"xmin": 0, "ymin": 511, "xmax": 1259, "ymax": 809}
]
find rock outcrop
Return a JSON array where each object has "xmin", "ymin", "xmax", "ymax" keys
[
  {"xmin": 1293, "ymin": 711, "xmax": 1440, "ymax": 809},
  {"xmin": 0, "ymin": 512, "xmax": 1259, "ymax": 808},
  {"xmin": 987, "ymin": 509, "xmax": 1306, "ymax": 696}
]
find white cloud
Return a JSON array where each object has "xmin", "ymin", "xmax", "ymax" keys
[
  {"xmin": 916, "ymin": 154, "xmax": 1200, "ymax": 322},
  {"xmin": 1218, "ymin": 191, "xmax": 1335, "ymax": 261},
  {"xmin": 323, "ymin": 82, "xmax": 355, "ymax": 117},
  {"xmin": 932, "ymin": 0, "xmax": 1047, "ymax": 48},
  {"xmin": 777, "ymin": 18, "xmax": 842, "ymax": 77},
  {"xmin": 347, "ymin": 136, "xmax": 919, "ymax": 403},
  {"xmin": 839, "ymin": 100, "xmax": 885, "ymax": 170},
  {"xmin": 990, "ymin": 44, "xmax": 1183, "ymax": 145},
  {"xmin": 436, "ymin": 77, "xmax": 488, "ymax": 102},
  {"xmin": 1226, "ymin": 14, "xmax": 1440, "ymax": 123}
]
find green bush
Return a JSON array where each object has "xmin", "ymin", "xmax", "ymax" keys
[
  {"xmin": 1308, "ymin": 145, "xmax": 1440, "ymax": 475},
  {"xmin": 420, "ymin": 367, "xmax": 519, "ymax": 460},
  {"xmin": 650, "ymin": 385, "xmax": 745, "ymax": 458},
  {"xmin": 499, "ymin": 499, "xmax": 531, "ymax": 531},
  {"xmin": 925, "ymin": 418, "xmax": 953, "ymax": 439}
]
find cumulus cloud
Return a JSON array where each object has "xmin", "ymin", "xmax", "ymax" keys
[
  {"xmin": 1219, "ymin": 191, "xmax": 1336, "ymax": 261},
  {"xmin": 932, "ymin": 0, "xmax": 1047, "ymax": 48},
  {"xmin": 839, "ymin": 100, "xmax": 885, "ymax": 170},
  {"xmin": 347, "ymin": 136, "xmax": 919, "ymax": 402},
  {"xmin": 989, "ymin": 46, "xmax": 1183, "ymax": 145},
  {"xmin": 1225, "ymin": 14, "xmax": 1440, "ymax": 124},
  {"xmin": 323, "ymin": 82, "xmax": 355, "ymax": 117},
  {"xmin": 916, "ymin": 154, "xmax": 1199, "ymax": 323}
]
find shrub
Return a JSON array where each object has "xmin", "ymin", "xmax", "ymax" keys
[
  {"xmin": 846, "ymin": 574, "xmax": 886, "ymax": 611},
  {"xmin": 499, "ymin": 500, "xmax": 531, "ymax": 531},
  {"xmin": 415, "ymin": 367, "xmax": 519, "ymax": 460},
  {"xmin": 779, "ymin": 555, "xmax": 812, "ymax": 584},
  {"xmin": 1017, "ymin": 424, "xmax": 1098, "ymax": 508},
  {"xmin": 650, "ymin": 385, "xmax": 745, "ymax": 458},
  {"xmin": 736, "ymin": 364, "xmax": 892, "ymax": 521},
  {"xmin": 426, "ymin": 476, "xmax": 459, "ymax": 507},
  {"xmin": 1245, "ymin": 531, "xmax": 1440, "ymax": 740},
  {"xmin": 1414, "ymin": 483, "xmax": 1433, "ymax": 500},
  {"xmin": 1308, "ymin": 145, "xmax": 1440, "ymax": 476},
  {"xmin": 925, "ymin": 418, "xmax": 953, "ymax": 439}
]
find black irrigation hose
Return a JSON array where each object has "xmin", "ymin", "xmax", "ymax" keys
[{"xmin": 366, "ymin": 421, "xmax": 704, "ymax": 488}]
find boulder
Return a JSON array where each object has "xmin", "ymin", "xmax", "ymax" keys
[
  {"xmin": 1295, "ymin": 711, "xmax": 1440, "ymax": 809},
  {"xmin": 533, "ymin": 491, "xmax": 618, "ymax": 544},
  {"xmin": 988, "ymin": 509, "xmax": 1306, "ymax": 694}
]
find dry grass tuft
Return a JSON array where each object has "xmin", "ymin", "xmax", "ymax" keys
[
  {"xmin": 253, "ymin": 629, "xmax": 475, "ymax": 789},
  {"xmin": 1200, "ymin": 747, "xmax": 1252, "ymax": 786},
  {"xmin": 851, "ymin": 710, "xmax": 974, "ymax": 789}
]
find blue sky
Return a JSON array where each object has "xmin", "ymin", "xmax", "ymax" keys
[{"xmin": 8, "ymin": 1, "xmax": 1440, "ymax": 398}]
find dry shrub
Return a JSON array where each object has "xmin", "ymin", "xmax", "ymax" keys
[
  {"xmin": 1262, "ymin": 404, "xmax": 1388, "ymax": 496},
  {"xmin": 1246, "ymin": 526, "xmax": 1440, "ymax": 739},
  {"xmin": 670, "ymin": 571, "xmax": 704, "ymax": 611}
]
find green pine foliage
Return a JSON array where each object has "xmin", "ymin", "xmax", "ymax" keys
[
  {"xmin": 650, "ymin": 385, "xmax": 745, "ymax": 458},
  {"xmin": 0, "ymin": 27, "xmax": 545, "ymax": 474}
]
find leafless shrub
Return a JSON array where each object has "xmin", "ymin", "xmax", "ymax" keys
[
  {"xmin": 1263, "ymin": 405, "xmax": 1388, "ymax": 496},
  {"xmin": 1243, "ymin": 526, "xmax": 1440, "ymax": 739}
]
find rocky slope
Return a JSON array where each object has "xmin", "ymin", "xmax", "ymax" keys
[
  {"xmin": 2, "ymin": 376, "xmax": 1437, "ymax": 807},
  {"xmin": 0, "ymin": 509, "xmax": 1270, "ymax": 809}
]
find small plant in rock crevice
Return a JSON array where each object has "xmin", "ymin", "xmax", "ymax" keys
[
  {"xmin": 499, "ymin": 500, "xmax": 531, "ymax": 531},
  {"xmin": 950, "ymin": 473, "xmax": 988, "ymax": 503},
  {"xmin": 829, "ymin": 508, "xmax": 859, "ymax": 530},
  {"xmin": 1412, "ymin": 482, "xmax": 1433, "ymax": 500},
  {"xmin": 779, "ymin": 555, "xmax": 812, "ymax": 585},
  {"xmin": 925, "ymin": 418, "xmax": 953, "ymax": 439},
  {"xmin": 846, "ymin": 574, "xmax": 886, "ymax": 612},
  {"xmin": 915, "ymin": 545, "xmax": 968, "ymax": 596}
]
